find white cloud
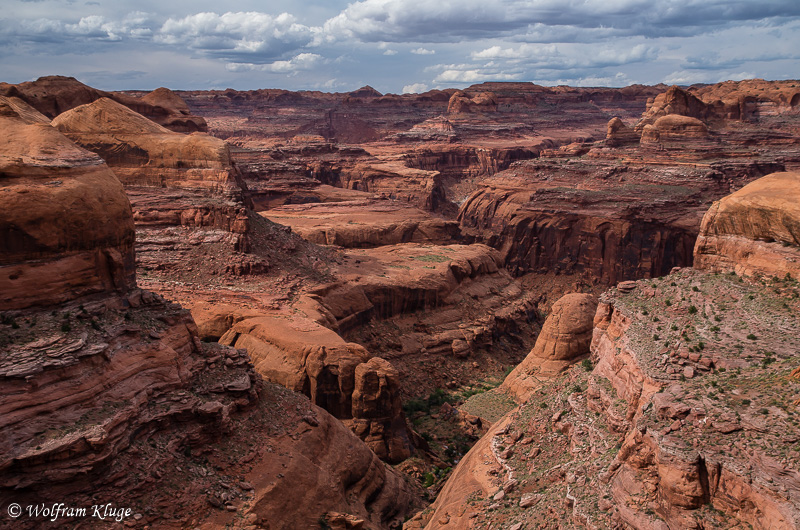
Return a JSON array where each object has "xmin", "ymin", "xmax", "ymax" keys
[
  {"xmin": 156, "ymin": 12, "xmax": 319, "ymax": 61},
  {"xmin": 402, "ymin": 82, "xmax": 429, "ymax": 93},
  {"xmin": 383, "ymin": 49, "xmax": 397, "ymax": 55},
  {"xmin": 226, "ymin": 52, "xmax": 322, "ymax": 73},
  {"xmin": 411, "ymin": 47, "xmax": 435, "ymax": 55}
]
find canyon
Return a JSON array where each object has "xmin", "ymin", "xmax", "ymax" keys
[{"xmin": 1, "ymin": 75, "xmax": 799, "ymax": 529}]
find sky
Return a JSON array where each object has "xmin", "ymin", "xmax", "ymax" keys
[{"xmin": 2, "ymin": 0, "xmax": 799, "ymax": 94}]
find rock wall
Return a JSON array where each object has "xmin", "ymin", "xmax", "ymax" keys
[
  {"xmin": 459, "ymin": 190, "xmax": 697, "ymax": 283},
  {"xmin": 694, "ymin": 171, "xmax": 800, "ymax": 278}
]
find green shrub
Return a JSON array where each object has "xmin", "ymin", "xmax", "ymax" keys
[{"xmin": 688, "ymin": 305, "xmax": 698, "ymax": 314}]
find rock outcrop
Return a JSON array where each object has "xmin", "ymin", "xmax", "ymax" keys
[
  {"xmin": 694, "ymin": 171, "xmax": 800, "ymax": 278},
  {"xmin": 604, "ymin": 117, "xmax": 639, "ymax": 147},
  {"xmin": 51, "ymin": 97, "xmax": 237, "ymax": 191},
  {"xmin": 502, "ymin": 293, "xmax": 597, "ymax": 399},
  {"xmin": 0, "ymin": 96, "xmax": 135, "ymax": 311},
  {"xmin": 640, "ymin": 114, "xmax": 710, "ymax": 144},
  {"xmin": 1, "ymin": 75, "xmax": 208, "ymax": 132},
  {"xmin": 0, "ymin": 95, "xmax": 420, "ymax": 528},
  {"xmin": 447, "ymin": 91, "xmax": 498, "ymax": 114},
  {"xmin": 635, "ymin": 85, "xmax": 713, "ymax": 132},
  {"xmin": 217, "ymin": 313, "xmax": 415, "ymax": 463},
  {"xmin": 262, "ymin": 200, "xmax": 460, "ymax": 248},
  {"xmin": 421, "ymin": 182, "xmax": 800, "ymax": 530},
  {"xmin": 134, "ymin": 86, "xmax": 208, "ymax": 132}
]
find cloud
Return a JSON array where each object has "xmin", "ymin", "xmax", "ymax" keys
[
  {"xmin": 410, "ymin": 47, "xmax": 435, "ymax": 55},
  {"xmin": 226, "ymin": 52, "xmax": 322, "ymax": 73},
  {"xmin": 383, "ymin": 49, "xmax": 397, "ymax": 55},
  {"xmin": 156, "ymin": 11, "xmax": 319, "ymax": 62},
  {"xmin": 321, "ymin": 0, "xmax": 800, "ymax": 44},
  {"xmin": 402, "ymin": 82, "xmax": 428, "ymax": 93}
]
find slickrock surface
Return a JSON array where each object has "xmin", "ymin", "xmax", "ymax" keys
[
  {"xmin": 694, "ymin": 171, "xmax": 800, "ymax": 278},
  {"xmin": 0, "ymin": 96, "xmax": 135, "ymax": 310},
  {"xmin": 502, "ymin": 293, "xmax": 597, "ymax": 399},
  {"xmin": 52, "ymin": 97, "xmax": 237, "ymax": 191}
]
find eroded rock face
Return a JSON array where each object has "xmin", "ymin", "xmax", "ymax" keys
[
  {"xmin": 640, "ymin": 114, "xmax": 709, "ymax": 144},
  {"xmin": 447, "ymin": 91, "xmax": 498, "ymax": 114},
  {"xmin": 51, "ymin": 97, "xmax": 237, "ymax": 191},
  {"xmin": 694, "ymin": 171, "xmax": 800, "ymax": 278},
  {"xmin": 635, "ymin": 85, "xmax": 713, "ymax": 132},
  {"xmin": 605, "ymin": 117, "xmax": 638, "ymax": 147},
  {"xmin": 218, "ymin": 313, "xmax": 415, "ymax": 463},
  {"xmin": 502, "ymin": 293, "xmax": 597, "ymax": 399},
  {"xmin": 0, "ymin": 96, "xmax": 135, "ymax": 310}
]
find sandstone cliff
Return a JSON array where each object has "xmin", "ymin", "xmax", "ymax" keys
[
  {"xmin": 0, "ymin": 96, "xmax": 135, "ymax": 310},
  {"xmin": 694, "ymin": 171, "xmax": 800, "ymax": 278},
  {"xmin": 52, "ymin": 97, "xmax": 237, "ymax": 191}
]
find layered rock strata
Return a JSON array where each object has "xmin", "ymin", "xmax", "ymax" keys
[
  {"xmin": 418, "ymin": 174, "xmax": 800, "ymax": 529},
  {"xmin": 694, "ymin": 171, "xmax": 800, "ymax": 278},
  {"xmin": 0, "ymin": 96, "xmax": 135, "ymax": 311},
  {"xmin": 52, "ymin": 97, "xmax": 238, "ymax": 191}
]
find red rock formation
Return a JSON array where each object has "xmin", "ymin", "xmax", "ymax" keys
[
  {"xmin": 0, "ymin": 96, "xmax": 135, "ymax": 310},
  {"xmin": 502, "ymin": 293, "xmax": 597, "ymax": 398},
  {"xmin": 51, "ymin": 97, "xmax": 238, "ymax": 191},
  {"xmin": 447, "ymin": 90, "xmax": 498, "ymax": 114},
  {"xmin": 605, "ymin": 117, "xmax": 639, "ymax": 147},
  {"xmin": 128, "ymin": 86, "xmax": 208, "ymax": 133},
  {"xmin": 694, "ymin": 171, "xmax": 800, "ymax": 278},
  {"xmin": 0, "ymin": 94, "xmax": 421, "ymax": 528},
  {"xmin": 1, "ymin": 75, "xmax": 208, "ymax": 132},
  {"xmin": 262, "ymin": 200, "xmax": 460, "ymax": 248},
  {"xmin": 216, "ymin": 313, "xmax": 415, "ymax": 463},
  {"xmin": 635, "ymin": 85, "xmax": 714, "ymax": 132},
  {"xmin": 640, "ymin": 114, "xmax": 710, "ymax": 144}
]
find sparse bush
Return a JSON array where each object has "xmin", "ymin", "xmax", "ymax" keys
[
  {"xmin": 692, "ymin": 286, "xmax": 700, "ymax": 292},
  {"xmin": 688, "ymin": 305, "xmax": 698, "ymax": 314},
  {"xmin": 581, "ymin": 358, "xmax": 593, "ymax": 372},
  {"xmin": 747, "ymin": 334, "xmax": 757, "ymax": 340}
]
